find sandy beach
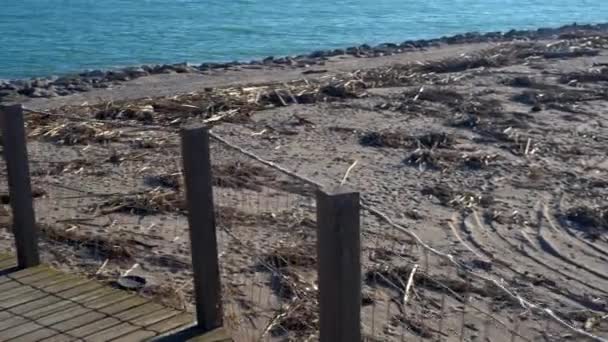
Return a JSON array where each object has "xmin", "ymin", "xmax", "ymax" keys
[{"xmin": 1, "ymin": 25, "xmax": 608, "ymax": 340}]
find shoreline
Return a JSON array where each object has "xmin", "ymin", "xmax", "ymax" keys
[{"xmin": 1, "ymin": 22, "xmax": 608, "ymax": 104}]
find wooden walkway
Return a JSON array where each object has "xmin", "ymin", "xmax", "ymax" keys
[
  {"xmin": 0, "ymin": 113, "xmax": 234, "ymax": 342},
  {"xmin": 0, "ymin": 254, "xmax": 223, "ymax": 342}
]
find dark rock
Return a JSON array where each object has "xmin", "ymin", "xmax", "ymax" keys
[
  {"xmin": 80, "ymin": 69, "xmax": 106, "ymax": 78},
  {"xmin": 464, "ymin": 32, "xmax": 482, "ymax": 41},
  {"xmin": 508, "ymin": 76, "xmax": 533, "ymax": 87},
  {"xmin": 0, "ymin": 80, "xmax": 12, "ymax": 90},
  {"xmin": 309, "ymin": 50, "xmax": 326, "ymax": 58},
  {"xmin": 31, "ymin": 78, "xmax": 50, "ymax": 88},
  {"xmin": 73, "ymin": 84, "xmax": 92, "ymax": 92},
  {"xmin": 262, "ymin": 56, "xmax": 275, "ymax": 64},
  {"xmin": 332, "ymin": 49, "xmax": 345, "ymax": 56},
  {"xmin": 484, "ymin": 31, "xmax": 503, "ymax": 40},
  {"xmin": 536, "ymin": 27, "xmax": 555, "ymax": 36},
  {"xmin": 504, "ymin": 29, "xmax": 518, "ymax": 38},
  {"xmin": 54, "ymin": 75, "xmax": 79, "ymax": 86},
  {"xmin": 214, "ymin": 63, "xmax": 233, "ymax": 69},
  {"xmin": 399, "ymin": 40, "xmax": 416, "ymax": 48},
  {"xmin": 26, "ymin": 87, "xmax": 57, "ymax": 98},
  {"xmin": 414, "ymin": 39, "xmax": 430, "ymax": 48},
  {"xmin": 92, "ymin": 82, "xmax": 111, "ymax": 89},
  {"xmin": 55, "ymin": 88, "xmax": 73, "ymax": 96},
  {"xmin": 346, "ymin": 46, "xmax": 359, "ymax": 54},
  {"xmin": 376, "ymin": 42, "xmax": 398, "ymax": 49},
  {"xmin": 274, "ymin": 57, "xmax": 291, "ymax": 65},
  {"xmin": 106, "ymin": 70, "xmax": 130, "ymax": 81},
  {"xmin": 155, "ymin": 64, "xmax": 177, "ymax": 74},
  {"xmin": 531, "ymin": 104, "xmax": 543, "ymax": 112},
  {"xmin": 10, "ymin": 79, "xmax": 31, "ymax": 90},
  {"xmin": 141, "ymin": 65, "xmax": 154, "ymax": 73},
  {"xmin": 359, "ymin": 44, "xmax": 372, "ymax": 51},
  {"xmin": 0, "ymin": 90, "xmax": 16, "ymax": 98},
  {"xmin": 172, "ymin": 63, "xmax": 196, "ymax": 73},
  {"xmin": 151, "ymin": 65, "xmax": 165, "ymax": 73},
  {"xmin": 123, "ymin": 66, "xmax": 149, "ymax": 78}
]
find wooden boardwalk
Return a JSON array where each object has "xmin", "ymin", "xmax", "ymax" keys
[
  {"xmin": 0, "ymin": 113, "xmax": 232, "ymax": 342},
  {"xmin": 0, "ymin": 254, "xmax": 219, "ymax": 342}
]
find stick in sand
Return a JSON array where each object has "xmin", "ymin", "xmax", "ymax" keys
[
  {"xmin": 340, "ymin": 160, "xmax": 358, "ymax": 186},
  {"xmin": 403, "ymin": 264, "xmax": 419, "ymax": 306}
]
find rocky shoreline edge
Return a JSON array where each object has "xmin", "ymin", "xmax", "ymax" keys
[{"xmin": 1, "ymin": 22, "xmax": 608, "ymax": 102}]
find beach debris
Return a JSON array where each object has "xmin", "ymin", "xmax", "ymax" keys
[
  {"xmin": 39, "ymin": 223, "xmax": 133, "ymax": 260},
  {"xmin": 117, "ymin": 275, "xmax": 147, "ymax": 290},
  {"xmin": 360, "ymin": 131, "xmax": 454, "ymax": 149},
  {"xmin": 30, "ymin": 121, "xmax": 121, "ymax": 145},
  {"xmin": 564, "ymin": 206, "xmax": 608, "ymax": 238}
]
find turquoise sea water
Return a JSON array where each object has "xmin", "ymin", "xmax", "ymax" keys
[{"xmin": 1, "ymin": 0, "xmax": 607, "ymax": 79}]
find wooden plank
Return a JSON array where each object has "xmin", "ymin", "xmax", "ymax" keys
[
  {"xmin": 188, "ymin": 327, "xmax": 233, "ymax": 342},
  {"xmin": 84, "ymin": 291, "xmax": 134, "ymax": 310},
  {"xmin": 0, "ymin": 288, "xmax": 49, "ymax": 309},
  {"xmin": 0, "ymin": 104, "xmax": 40, "ymax": 268},
  {"xmin": 0, "ymin": 321, "xmax": 46, "ymax": 340},
  {"xmin": 0, "ymin": 316, "xmax": 28, "ymax": 331},
  {"xmin": 113, "ymin": 302, "xmax": 164, "ymax": 320},
  {"xmin": 37, "ymin": 275, "xmax": 90, "ymax": 292},
  {"xmin": 24, "ymin": 300, "xmax": 80, "ymax": 320},
  {"xmin": 31, "ymin": 295, "xmax": 143, "ymax": 336},
  {"xmin": 0, "ymin": 277, "xmax": 92, "ymax": 309},
  {"xmin": 316, "ymin": 187, "xmax": 362, "ymax": 342},
  {"xmin": 0, "ymin": 265, "xmax": 49, "ymax": 284},
  {"xmin": 147, "ymin": 312, "xmax": 193, "ymax": 333},
  {"xmin": 0, "ymin": 254, "xmax": 13, "ymax": 262},
  {"xmin": 0, "ymin": 271, "xmax": 66, "ymax": 295},
  {"xmin": 181, "ymin": 127, "xmax": 223, "ymax": 332},
  {"xmin": 5, "ymin": 327, "xmax": 65, "ymax": 342},
  {"xmin": 8, "ymin": 265, "xmax": 51, "ymax": 279},
  {"xmin": 47, "ymin": 300, "xmax": 156, "ymax": 338},
  {"xmin": 0, "ymin": 271, "xmax": 62, "ymax": 293},
  {"xmin": 25, "ymin": 291, "xmax": 133, "ymax": 322},
  {"xmin": 14, "ymin": 267, "xmax": 61, "ymax": 282},
  {"xmin": 130, "ymin": 308, "xmax": 181, "ymax": 326},
  {"xmin": 0, "ymin": 275, "xmax": 13, "ymax": 285},
  {"xmin": 67, "ymin": 285, "xmax": 116, "ymax": 303},
  {"xmin": 0, "ymin": 257, "xmax": 16, "ymax": 270},
  {"xmin": 110, "ymin": 329, "xmax": 156, "ymax": 342},
  {"xmin": 54, "ymin": 281, "xmax": 103, "ymax": 300},
  {"xmin": 84, "ymin": 322, "xmax": 140, "ymax": 342},
  {"xmin": 35, "ymin": 305, "xmax": 92, "ymax": 326},
  {"xmin": 48, "ymin": 310, "xmax": 105, "ymax": 333},
  {"xmin": 33, "ymin": 332, "xmax": 77, "ymax": 342},
  {"xmin": 110, "ymin": 308, "xmax": 187, "ymax": 341},
  {"xmin": 64, "ymin": 316, "xmax": 121, "ymax": 338},
  {"xmin": 7, "ymin": 295, "xmax": 64, "ymax": 316},
  {"xmin": 97, "ymin": 296, "xmax": 148, "ymax": 315},
  {"xmin": 10, "ymin": 286, "xmax": 110, "ymax": 316},
  {"xmin": 15, "ymin": 268, "xmax": 63, "ymax": 284}
]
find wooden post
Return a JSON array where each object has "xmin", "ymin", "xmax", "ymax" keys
[
  {"xmin": 180, "ymin": 126, "xmax": 223, "ymax": 332},
  {"xmin": 0, "ymin": 104, "xmax": 40, "ymax": 268},
  {"xmin": 316, "ymin": 187, "xmax": 361, "ymax": 342}
]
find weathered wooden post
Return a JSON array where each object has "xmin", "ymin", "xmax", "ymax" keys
[
  {"xmin": 316, "ymin": 187, "xmax": 361, "ymax": 342},
  {"xmin": 180, "ymin": 126, "xmax": 223, "ymax": 332},
  {"xmin": 0, "ymin": 104, "xmax": 40, "ymax": 268}
]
